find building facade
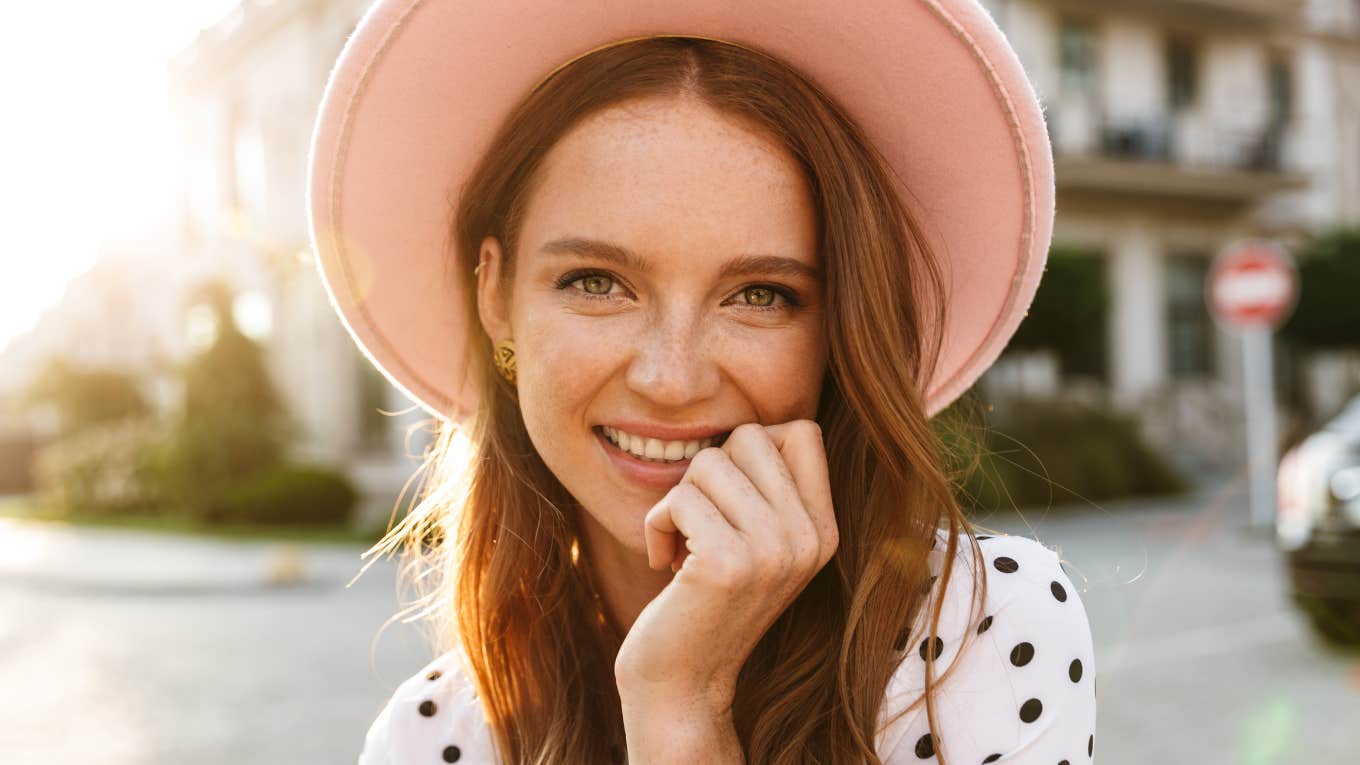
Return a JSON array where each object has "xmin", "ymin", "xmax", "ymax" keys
[{"xmin": 979, "ymin": 0, "xmax": 1360, "ymax": 469}]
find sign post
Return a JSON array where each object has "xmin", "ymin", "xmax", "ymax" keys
[{"xmin": 1206, "ymin": 240, "xmax": 1299, "ymax": 530}]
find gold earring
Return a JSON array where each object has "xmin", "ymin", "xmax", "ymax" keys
[{"xmin": 492, "ymin": 339, "xmax": 517, "ymax": 385}]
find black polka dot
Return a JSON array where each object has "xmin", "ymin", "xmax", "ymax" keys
[
  {"xmin": 976, "ymin": 535, "xmax": 993, "ymax": 540},
  {"xmin": 1009, "ymin": 641, "xmax": 1035, "ymax": 667},
  {"xmin": 1051, "ymin": 581, "xmax": 1067, "ymax": 602},
  {"xmin": 982, "ymin": 754, "xmax": 1001, "ymax": 763},
  {"xmin": 993, "ymin": 556, "xmax": 1019, "ymax": 573},
  {"xmin": 977, "ymin": 615, "xmax": 993, "ymax": 634},
  {"xmin": 1018, "ymin": 698, "xmax": 1042, "ymax": 723},
  {"xmin": 1088, "ymin": 733, "xmax": 1094, "ymax": 756},
  {"xmin": 442, "ymin": 745, "xmax": 462, "ymax": 762},
  {"xmin": 919, "ymin": 636, "xmax": 944, "ymax": 661},
  {"xmin": 1059, "ymin": 761, "xmax": 1070, "ymax": 765},
  {"xmin": 914, "ymin": 732, "xmax": 936, "ymax": 758},
  {"xmin": 1069, "ymin": 658, "xmax": 1083, "ymax": 683},
  {"xmin": 418, "ymin": 700, "xmax": 438, "ymax": 717},
  {"xmin": 426, "ymin": 670, "xmax": 442, "ymax": 681}
]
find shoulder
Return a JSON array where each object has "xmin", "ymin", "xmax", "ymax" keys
[
  {"xmin": 876, "ymin": 530, "xmax": 1098, "ymax": 764},
  {"xmin": 358, "ymin": 644, "xmax": 497, "ymax": 765}
]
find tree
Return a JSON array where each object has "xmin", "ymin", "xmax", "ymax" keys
[
  {"xmin": 1281, "ymin": 227, "xmax": 1360, "ymax": 349},
  {"xmin": 151, "ymin": 278, "xmax": 299, "ymax": 520}
]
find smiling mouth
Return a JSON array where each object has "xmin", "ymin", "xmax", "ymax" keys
[{"xmin": 590, "ymin": 421, "xmax": 728, "ymax": 457}]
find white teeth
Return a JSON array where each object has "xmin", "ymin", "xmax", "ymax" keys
[{"xmin": 602, "ymin": 427, "xmax": 719, "ymax": 463}]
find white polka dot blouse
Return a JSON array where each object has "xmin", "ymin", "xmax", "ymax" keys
[{"xmin": 358, "ymin": 530, "xmax": 1098, "ymax": 764}]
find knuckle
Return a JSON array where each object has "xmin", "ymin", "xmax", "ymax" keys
[
  {"xmin": 689, "ymin": 445, "xmax": 724, "ymax": 471},
  {"xmin": 671, "ymin": 482, "xmax": 704, "ymax": 504},
  {"xmin": 755, "ymin": 541, "xmax": 795, "ymax": 578},
  {"xmin": 793, "ymin": 531, "xmax": 820, "ymax": 567},
  {"xmin": 730, "ymin": 422, "xmax": 765, "ymax": 444}
]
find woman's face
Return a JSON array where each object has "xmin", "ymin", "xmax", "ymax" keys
[{"xmin": 477, "ymin": 94, "xmax": 827, "ymax": 559}]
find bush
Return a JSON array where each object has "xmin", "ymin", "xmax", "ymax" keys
[
  {"xmin": 143, "ymin": 414, "xmax": 290, "ymax": 523},
  {"xmin": 941, "ymin": 395, "xmax": 1190, "ymax": 511},
  {"xmin": 216, "ymin": 463, "xmax": 359, "ymax": 526},
  {"xmin": 31, "ymin": 416, "xmax": 168, "ymax": 517}
]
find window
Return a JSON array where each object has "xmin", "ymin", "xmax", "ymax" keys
[
  {"xmin": 1166, "ymin": 254, "xmax": 1215, "ymax": 379},
  {"xmin": 1167, "ymin": 36, "xmax": 1199, "ymax": 111},
  {"xmin": 1267, "ymin": 51, "xmax": 1294, "ymax": 126},
  {"xmin": 1058, "ymin": 18, "xmax": 1098, "ymax": 95}
]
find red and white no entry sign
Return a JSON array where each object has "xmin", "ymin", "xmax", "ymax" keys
[{"xmin": 1207, "ymin": 240, "xmax": 1298, "ymax": 331}]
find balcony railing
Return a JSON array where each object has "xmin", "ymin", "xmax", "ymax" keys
[
  {"xmin": 1047, "ymin": 102, "xmax": 1308, "ymax": 201},
  {"xmin": 1093, "ymin": 116, "xmax": 1289, "ymax": 174}
]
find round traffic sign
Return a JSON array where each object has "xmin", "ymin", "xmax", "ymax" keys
[{"xmin": 1207, "ymin": 240, "xmax": 1298, "ymax": 330}]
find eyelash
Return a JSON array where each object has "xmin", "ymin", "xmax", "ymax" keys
[{"xmin": 553, "ymin": 268, "xmax": 803, "ymax": 311}]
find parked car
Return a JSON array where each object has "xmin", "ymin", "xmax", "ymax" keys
[{"xmin": 1277, "ymin": 394, "xmax": 1360, "ymax": 644}]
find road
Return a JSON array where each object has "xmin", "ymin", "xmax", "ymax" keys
[{"xmin": 1, "ymin": 475, "xmax": 1357, "ymax": 764}]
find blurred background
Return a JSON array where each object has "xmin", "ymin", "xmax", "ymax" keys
[{"xmin": 1, "ymin": 0, "xmax": 1359, "ymax": 763}]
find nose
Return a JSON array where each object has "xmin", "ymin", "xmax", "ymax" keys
[{"xmin": 624, "ymin": 310, "xmax": 721, "ymax": 408}]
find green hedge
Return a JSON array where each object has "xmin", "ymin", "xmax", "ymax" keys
[
  {"xmin": 216, "ymin": 463, "xmax": 358, "ymax": 526},
  {"xmin": 31, "ymin": 415, "xmax": 359, "ymax": 528},
  {"xmin": 938, "ymin": 394, "xmax": 1190, "ymax": 511}
]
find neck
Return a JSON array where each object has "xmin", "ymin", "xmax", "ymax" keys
[{"xmin": 577, "ymin": 511, "xmax": 673, "ymax": 640}]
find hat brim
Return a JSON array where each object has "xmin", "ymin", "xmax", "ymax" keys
[{"xmin": 307, "ymin": 0, "xmax": 1053, "ymax": 423}]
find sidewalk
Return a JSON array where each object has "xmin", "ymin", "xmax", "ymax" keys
[{"xmin": 0, "ymin": 517, "xmax": 391, "ymax": 594}]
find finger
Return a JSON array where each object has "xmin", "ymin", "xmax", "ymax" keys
[
  {"xmin": 681, "ymin": 442, "xmax": 779, "ymax": 538},
  {"xmin": 720, "ymin": 423, "xmax": 804, "ymax": 523},
  {"xmin": 644, "ymin": 482, "xmax": 740, "ymax": 571},
  {"xmin": 762, "ymin": 420, "xmax": 837, "ymax": 562}
]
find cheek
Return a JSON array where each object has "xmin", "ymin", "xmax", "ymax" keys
[
  {"xmin": 720, "ymin": 323, "xmax": 827, "ymax": 413},
  {"xmin": 513, "ymin": 315, "xmax": 625, "ymax": 443}
]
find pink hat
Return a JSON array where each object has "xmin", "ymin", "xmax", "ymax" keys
[{"xmin": 307, "ymin": 0, "xmax": 1053, "ymax": 423}]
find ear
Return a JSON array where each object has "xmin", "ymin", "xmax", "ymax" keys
[{"xmin": 476, "ymin": 235, "xmax": 513, "ymax": 343}]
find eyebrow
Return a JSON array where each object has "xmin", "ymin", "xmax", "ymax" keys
[{"xmin": 539, "ymin": 236, "xmax": 823, "ymax": 282}]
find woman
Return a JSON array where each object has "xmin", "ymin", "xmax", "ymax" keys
[{"xmin": 308, "ymin": 2, "xmax": 1096, "ymax": 763}]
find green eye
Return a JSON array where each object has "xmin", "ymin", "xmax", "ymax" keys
[
  {"xmin": 742, "ymin": 286, "xmax": 776, "ymax": 307},
  {"xmin": 581, "ymin": 275, "xmax": 613, "ymax": 294}
]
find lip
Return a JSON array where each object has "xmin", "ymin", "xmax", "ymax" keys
[
  {"xmin": 600, "ymin": 421, "xmax": 735, "ymax": 442},
  {"xmin": 595, "ymin": 426, "xmax": 710, "ymax": 490}
]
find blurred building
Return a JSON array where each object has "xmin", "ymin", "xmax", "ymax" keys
[
  {"xmin": 154, "ymin": 0, "xmax": 1360, "ymax": 503},
  {"xmin": 979, "ymin": 0, "xmax": 1360, "ymax": 470}
]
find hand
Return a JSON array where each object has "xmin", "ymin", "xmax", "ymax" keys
[{"xmin": 614, "ymin": 419, "xmax": 839, "ymax": 715}]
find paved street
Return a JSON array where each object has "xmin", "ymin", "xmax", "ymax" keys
[
  {"xmin": 0, "ymin": 522, "xmax": 432, "ymax": 765},
  {"xmin": 2, "ymin": 475, "xmax": 1358, "ymax": 764}
]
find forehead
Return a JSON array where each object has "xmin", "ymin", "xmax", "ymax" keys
[{"xmin": 520, "ymin": 95, "xmax": 818, "ymax": 266}]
